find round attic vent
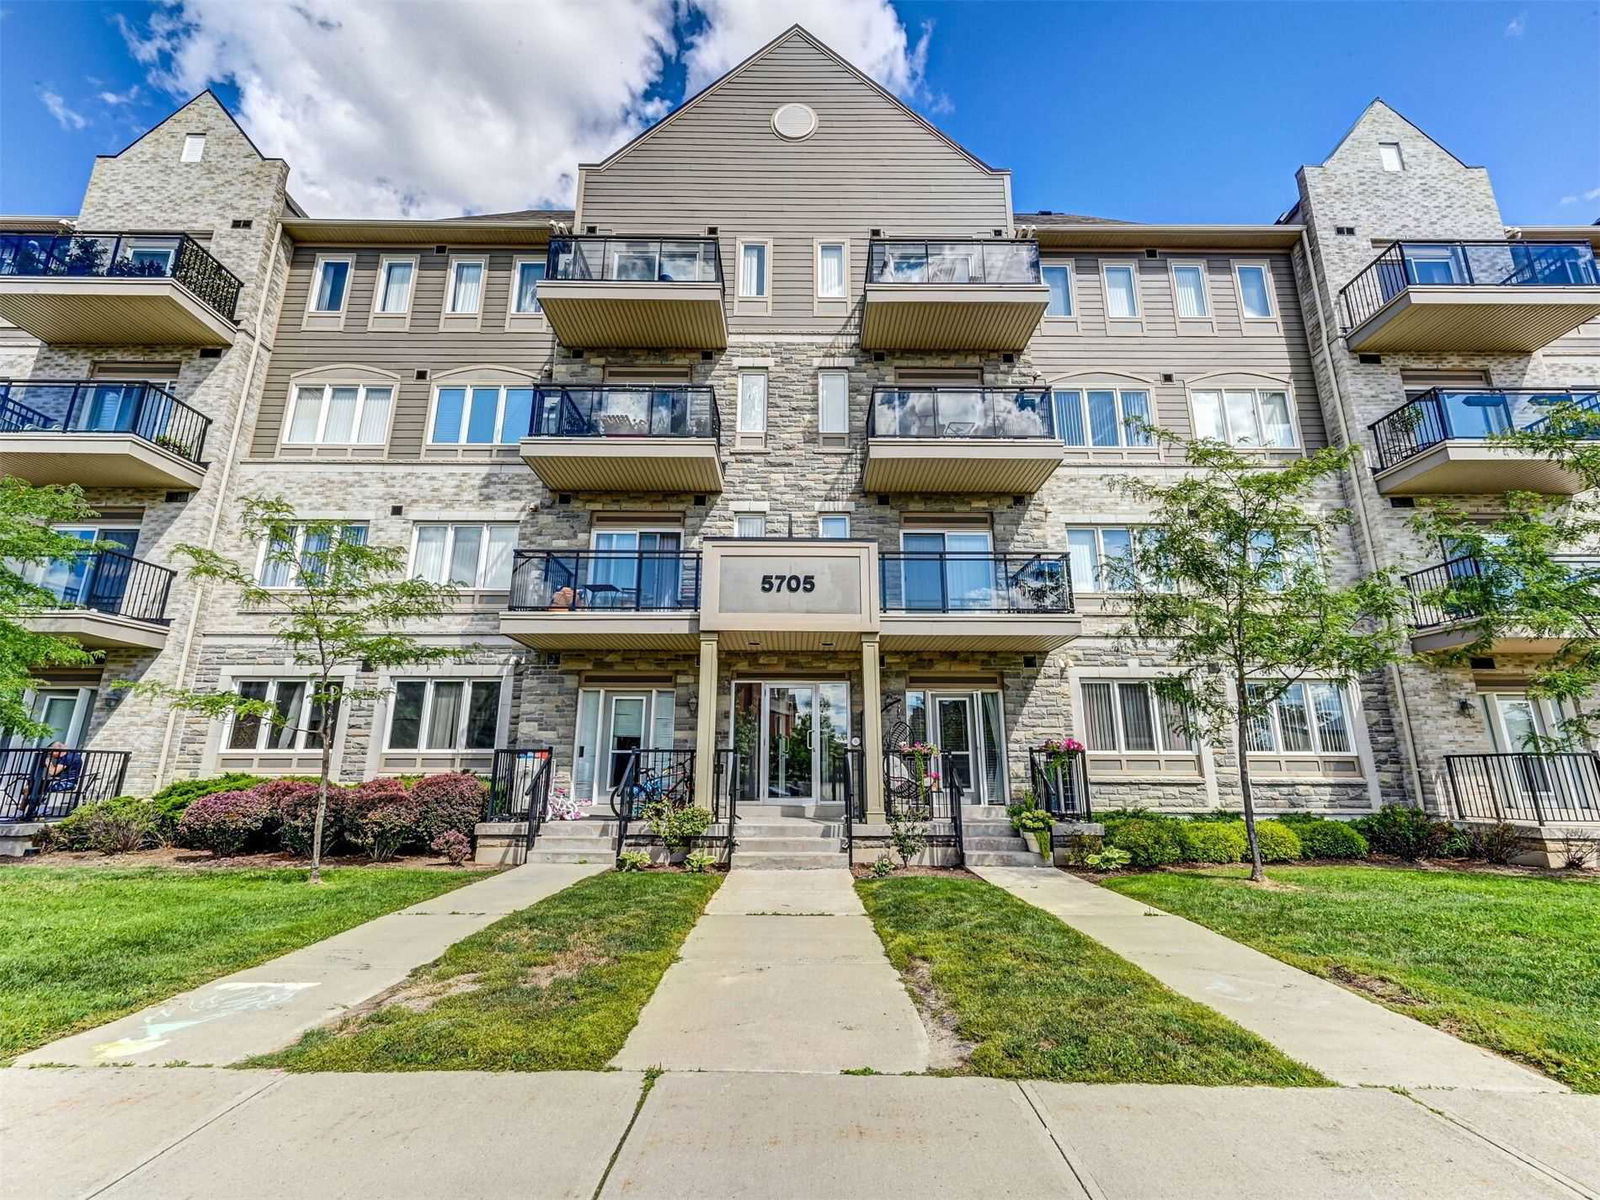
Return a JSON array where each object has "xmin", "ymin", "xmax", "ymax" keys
[{"xmin": 771, "ymin": 103, "xmax": 818, "ymax": 141}]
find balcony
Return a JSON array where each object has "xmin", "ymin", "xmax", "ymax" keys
[
  {"xmin": 879, "ymin": 552, "xmax": 1079, "ymax": 651},
  {"xmin": 20, "ymin": 548, "xmax": 175, "ymax": 650},
  {"xmin": 537, "ymin": 237, "xmax": 726, "ymax": 349},
  {"xmin": 863, "ymin": 387, "xmax": 1062, "ymax": 493},
  {"xmin": 500, "ymin": 549, "xmax": 701, "ymax": 649},
  {"xmin": 520, "ymin": 385, "xmax": 722, "ymax": 493},
  {"xmin": 0, "ymin": 748, "xmax": 132, "ymax": 823},
  {"xmin": 1404, "ymin": 555, "xmax": 1600, "ymax": 655},
  {"xmin": 1339, "ymin": 240, "xmax": 1600, "ymax": 352},
  {"xmin": 861, "ymin": 239, "xmax": 1049, "ymax": 351},
  {"xmin": 0, "ymin": 232, "xmax": 241, "ymax": 345},
  {"xmin": 0, "ymin": 380, "xmax": 211, "ymax": 490},
  {"xmin": 1445, "ymin": 753, "xmax": 1600, "ymax": 826}
]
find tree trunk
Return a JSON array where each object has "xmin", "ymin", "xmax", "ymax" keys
[
  {"xmin": 1235, "ymin": 703, "xmax": 1266, "ymax": 884},
  {"xmin": 309, "ymin": 713, "xmax": 332, "ymax": 886}
]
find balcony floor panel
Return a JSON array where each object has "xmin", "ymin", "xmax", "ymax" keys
[
  {"xmin": 861, "ymin": 285, "xmax": 1048, "ymax": 351},
  {"xmin": 23, "ymin": 611, "xmax": 169, "ymax": 651},
  {"xmin": 1373, "ymin": 443, "xmax": 1586, "ymax": 496},
  {"xmin": 881, "ymin": 613, "xmax": 1081, "ymax": 653},
  {"xmin": 1411, "ymin": 625, "xmax": 1567, "ymax": 656},
  {"xmin": 499, "ymin": 611, "xmax": 699, "ymax": 651},
  {"xmin": 538, "ymin": 281, "xmax": 727, "ymax": 349},
  {"xmin": 0, "ymin": 278, "xmax": 236, "ymax": 346},
  {"xmin": 1347, "ymin": 287, "xmax": 1600, "ymax": 352},
  {"xmin": 0, "ymin": 435, "xmax": 206, "ymax": 490},
  {"xmin": 519, "ymin": 437, "xmax": 722, "ymax": 492},
  {"xmin": 862, "ymin": 439, "xmax": 1062, "ymax": 494}
]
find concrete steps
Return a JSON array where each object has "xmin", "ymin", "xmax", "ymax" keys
[
  {"xmin": 732, "ymin": 812, "xmax": 846, "ymax": 871},
  {"xmin": 733, "ymin": 850, "xmax": 848, "ymax": 870},
  {"xmin": 964, "ymin": 849, "xmax": 1053, "ymax": 868},
  {"xmin": 957, "ymin": 812, "xmax": 1054, "ymax": 868}
]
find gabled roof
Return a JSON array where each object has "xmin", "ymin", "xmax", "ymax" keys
[
  {"xmin": 1311, "ymin": 98, "xmax": 1479, "ymax": 170},
  {"xmin": 584, "ymin": 24, "xmax": 1003, "ymax": 178},
  {"xmin": 99, "ymin": 89, "xmax": 283, "ymax": 164}
]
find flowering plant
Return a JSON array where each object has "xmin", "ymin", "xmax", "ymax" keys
[
  {"xmin": 547, "ymin": 786, "xmax": 584, "ymax": 821},
  {"xmin": 1036, "ymin": 736, "xmax": 1085, "ymax": 775},
  {"xmin": 899, "ymin": 741, "xmax": 939, "ymax": 759}
]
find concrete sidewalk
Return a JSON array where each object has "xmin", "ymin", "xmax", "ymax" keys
[
  {"xmin": 611, "ymin": 868, "xmax": 930, "ymax": 1074},
  {"xmin": 974, "ymin": 866, "xmax": 1561, "ymax": 1092},
  {"xmin": 16, "ymin": 862, "xmax": 605, "ymax": 1068},
  {"xmin": 4, "ymin": 1068, "xmax": 1595, "ymax": 1199}
]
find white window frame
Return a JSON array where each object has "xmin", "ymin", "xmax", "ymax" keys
[
  {"xmin": 817, "ymin": 369, "xmax": 849, "ymax": 436},
  {"xmin": 281, "ymin": 383, "xmax": 395, "ymax": 448},
  {"xmin": 225, "ymin": 678, "xmax": 340, "ymax": 753},
  {"xmin": 814, "ymin": 239, "xmax": 848, "ymax": 303},
  {"xmin": 426, "ymin": 382, "xmax": 533, "ymax": 447},
  {"xmin": 735, "ymin": 514, "xmax": 767, "ymax": 539},
  {"xmin": 1232, "ymin": 261, "xmax": 1277, "ymax": 322},
  {"xmin": 737, "ymin": 239, "xmax": 771, "ymax": 312},
  {"xmin": 254, "ymin": 523, "xmax": 368, "ymax": 589},
  {"xmin": 818, "ymin": 513, "xmax": 850, "ymax": 538},
  {"xmin": 1079, "ymin": 679, "xmax": 1194, "ymax": 753},
  {"xmin": 1169, "ymin": 259, "xmax": 1213, "ymax": 321},
  {"xmin": 409, "ymin": 522, "xmax": 518, "ymax": 591},
  {"xmin": 1052, "ymin": 387, "xmax": 1155, "ymax": 449},
  {"xmin": 304, "ymin": 254, "xmax": 353, "ymax": 327},
  {"xmin": 385, "ymin": 678, "xmax": 503, "ymax": 752},
  {"xmin": 1245, "ymin": 680, "xmax": 1356, "ymax": 757},
  {"xmin": 1378, "ymin": 141, "xmax": 1404, "ymax": 172},
  {"xmin": 1042, "ymin": 261, "xmax": 1074, "ymax": 319},
  {"xmin": 1188, "ymin": 385, "xmax": 1299, "ymax": 450},
  {"xmin": 510, "ymin": 256, "xmax": 546, "ymax": 317},
  {"xmin": 1100, "ymin": 260, "xmax": 1142, "ymax": 322},
  {"xmin": 1065, "ymin": 525, "xmax": 1164, "ymax": 594},
  {"xmin": 181, "ymin": 133, "xmax": 206, "ymax": 163},
  {"xmin": 441, "ymin": 256, "xmax": 487, "ymax": 329},
  {"xmin": 736, "ymin": 370, "xmax": 768, "ymax": 434},
  {"xmin": 369, "ymin": 254, "xmax": 418, "ymax": 328}
]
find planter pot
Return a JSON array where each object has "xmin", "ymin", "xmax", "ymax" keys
[{"xmin": 1031, "ymin": 830, "xmax": 1052, "ymax": 857}]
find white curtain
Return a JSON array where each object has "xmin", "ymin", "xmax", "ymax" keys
[
  {"xmin": 818, "ymin": 244, "xmax": 844, "ymax": 297},
  {"xmin": 818, "ymin": 371, "xmax": 847, "ymax": 433},
  {"xmin": 413, "ymin": 526, "xmax": 448, "ymax": 583},
  {"xmin": 322, "ymin": 387, "xmax": 358, "ymax": 443},
  {"xmin": 738, "ymin": 373, "xmax": 767, "ymax": 432},
  {"xmin": 355, "ymin": 387, "xmax": 392, "ymax": 445},
  {"xmin": 286, "ymin": 387, "xmax": 323, "ymax": 444},
  {"xmin": 450, "ymin": 262, "xmax": 483, "ymax": 313},
  {"xmin": 379, "ymin": 262, "xmax": 412, "ymax": 312},
  {"xmin": 1174, "ymin": 266, "xmax": 1208, "ymax": 317},
  {"xmin": 740, "ymin": 243, "xmax": 766, "ymax": 296},
  {"xmin": 484, "ymin": 526, "xmax": 516, "ymax": 589}
]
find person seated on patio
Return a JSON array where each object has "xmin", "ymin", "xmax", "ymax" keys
[{"xmin": 22, "ymin": 742, "xmax": 83, "ymax": 818}]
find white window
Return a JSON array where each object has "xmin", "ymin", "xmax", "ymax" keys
[
  {"xmin": 735, "ymin": 514, "xmax": 767, "ymax": 539},
  {"xmin": 818, "ymin": 513, "xmax": 850, "ymax": 538},
  {"xmin": 387, "ymin": 679, "xmax": 501, "ymax": 751},
  {"xmin": 1051, "ymin": 388, "xmax": 1153, "ymax": 447},
  {"xmin": 1171, "ymin": 261, "xmax": 1211, "ymax": 318},
  {"xmin": 1234, "ymin": 263, "xmax": 1275, "ymax": 319},
  {"xmin": 738, "ymin": 241, "xmax": 768, "ymax": 298},
  {"xmin": 816, "ymin": 242, "xmax": 846, "ymax": 299},
  {"xmin": 513, "ymin": 259, "xmax": 545, "ymax": 314},
  {"xmin": 1081, "ymin": 681, "xmax": 1194, "ymax": 752},
  {"xmin": 181, "ymin": 133, "xmax": 206, "ymax": 163},
  {"xmin": 1190, "ymin": 387, "xmax": 1296, "ymax": 448},
  {"xmin": 1043, "ymin": 265, "xmax": 1073, "ymax": 317},
  {"xmin": 1246, "ymin": 682, "xmax": 1354, "ymax": 755},
  {"xmin": 818, "ymin": 370, "xmax": 848, "ymax": 435},
  {"xmin": 411, "ymin": 523, "xmax": 516, "ymax": 590},
  {"xmin": 310, "ymin": 257, "xmax": 352, "ymax": 314},
  {"xmin": 737, "ymin": 371, "xmax": 767, "ymax": 433},
  {"xmin": 1102, "ymin": 263, "xmax": 1140, "ymax": 319},
  {"xmin": 446, "ymin": 259, "xmax": 485, "ymax": 314},
  {"xmin": 284, "ymin": 384, "xmax": 394, "ymax": 447},
  {"xmin": 1379, "ymin": 142, "xmax": 1404, "ymax": 172},
  {"xmin": 1250, "ymin": 529, "xmax": 1317, "ymax": 593},
  {"xmin": 1066, "ymin": 526, "xmax": 1159, "ymax": 593},
  {"xmin": 429, "ymin": 384, "xmax": 534, "ymax": 446},
  {"xmin": 256, "ymin": 523, "xmax": 368, "ymax": 588},
  {"xmin": 226, "ymin": 679, "xmax": 340, "ymax": 751},
  {"xmin": 375, "ymin": 258, "xmax": 416, "ymax": 314}
]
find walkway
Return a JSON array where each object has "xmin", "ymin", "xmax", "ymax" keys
[
  {"xmin": 974, "ymin": 866, "xmax": 1561, "ymax": 1092},
  {"xmin": 611, "ymin": 868, "xmax": 929, "ymax": 1073},
  {"xmin": 5, "ymin": 1068, "xmax": 1596, "ymax": 1199},
  {"xmin": 16, "ymin": 862, "xmax": 606, "ymax": 1068}
]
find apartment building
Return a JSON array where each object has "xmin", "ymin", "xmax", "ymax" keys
[{"xmin": 1, "ymin": 26, "xmax": 1596, "ymax": 858}]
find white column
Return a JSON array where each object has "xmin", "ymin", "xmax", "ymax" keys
[
  {"xmin": 861, "ymin": 633, "xmax": 885, "ymax": 819},
  {"xmin": 694, "ymin": 632, "xmax": 719, "ymax": 811}
]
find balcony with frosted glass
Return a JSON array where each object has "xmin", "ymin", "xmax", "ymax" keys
[
  {"xmin": 863, "ymin": 387, "xmax": 1062, "ymax": 493},
  {"xmin": 861, "ymin": 239, "xmax": 1049, "ymax": 351},
  {"xmin": 878, "ymin": 550, "xmax": 1079, "ymax": 651},
  {"xmin": 520, "ymin": 385, "xmax": 722, "ymax": 492},
  {"xmin": 536, "ymin": 237, "xmax": 726, "ymax": 349},
  {"xmin": 500, "ymin": 548, "xmax": 701, "ymax": 650}
]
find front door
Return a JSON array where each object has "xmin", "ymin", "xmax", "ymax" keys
[
  {"xmin": 730, "ymin": 680, "xmax": 851, "ymax": 804},
  {"xmin": 602, "ymin": 693, "xmax": 648, "ymax": 792},
  {"xmin": 907, "ymin": 688, "xmax": 1009, "ymax": 806},
  {"xmin": 1482, "ymin": 692, "xmax": 1557, "ymax": 818}
]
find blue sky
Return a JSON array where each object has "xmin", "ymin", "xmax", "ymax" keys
[{"xmin": 3, "ymin": 0, "xmax": 1597, "ymax": 224}]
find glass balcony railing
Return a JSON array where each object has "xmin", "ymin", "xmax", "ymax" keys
[
  {"xmin": 1340, "ymin": 240, "xmax": 1600, "ymax": 332},
  {"xmin": 866, "ymin": 239, "xmax": 1041, "ymax": 286},
  {"xmin": 879, "ymin": 552, "xmax": 1073, "ymax": 614},
  {"xmin": 508, "ymin": 550, "xmax": 701, "ymax": 612},
  {"xmin": 0, "ymin": 380, "xmax": 211, "ymax": 464},
  {"xmin": 529, "ymin": 385, "xmax": 720, "ymax": 439},
  {"xmin": 1369, "ymin": 387, "xmax": 1600, "ymax": 471},
  {"xmin": 0, "ymin": 231, "xmax": 242, "ymax": 321},
  {"xmin": 544, "ymin": 237, "xmax": 722, "ymax": 285},
  {"xmin": 868, "ymin": 387, "xmax": 1056, "ymax": 439}
]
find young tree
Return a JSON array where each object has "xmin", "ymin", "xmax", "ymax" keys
[
  {"xmin": 1111, "ymin": 437, "xmax": 1411, "ymax": 881},
  {"xmin": 136, "ymin": 496, "xmax": 466, "ymax": 882},
  {"xmin": 0, "ymin": 477, "xmax": 102, "ymax": 737}
]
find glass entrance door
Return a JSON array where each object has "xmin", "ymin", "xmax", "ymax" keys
[
  {"xmin": 1483, "ymin": 692, "xmax": 1556, "ymax": 816},
  {"xmin": 603, "ymin": 694, "xmax": 647, "ymax": 793},
  {"xmin": 934, "ymin": 697, "xmax": 975, "ymax": 802},
  {"xmin": 908, "ymin": 689, "xmax": 1009, "ymax": 805},
  {"xmin": 731, "ymin": 681, "xmax": 851, "ymax": 804}
]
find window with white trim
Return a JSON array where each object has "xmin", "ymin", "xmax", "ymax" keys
[
  {"xmin": 1249, "ymin": 529, "xmax": 1318, "ymax": 593},
  {"xmin": 375, "ymin": 259, "xmax": 416, "ymax": 314},
  {"xmin": 1051, "ymin": 388, "xmax": 1153, "ymax": 447},
  {"xmin": 1081, "ymin": 680, "xmax": 1194, "ymax": 752},
  {"xmin": 1102, "ymin": 262, "xmax": 1140, "ymax": 319},
  {"xmin": 1233, "ymin": 263, "xmax": 1275, "ymax": 319},
  {"xmin": 738, "ymin": 241, "xmax": 768, "ymax": 298},
  {"xmin": 1043, "ymin": 264, "xmax": 1073, "ymax": 317},
  {"xmin": 411, "ymin": 523, "xmax": 516, "ymax": 590},
  {"xmin": 446, "ymin": 258, "xmax": 485, "ymax": 314},
  {"xmin": 1190, "ymin": 387, "xmax": 1295, "ymax": 448},
  {"xmin": 735, "ymin": 514, "xmax": 767, "ymax": 539},
  {"xmin": 816, "ymin": 242, "xmax": 846, "ymax": 299},
  {"xmin": 429, "ymin": 384, "xmax": 534, "ymax": 445},
  {"xmin": 310, "ymin": 257, "xmax": 352, "ymax": 314},
  {"xmin": 1065, "ymin": 525, "xmax": 1168, "ymax": 593},
  {"xmin": 818, "ymin": 369, "xmax": 848, "ymax": 435},
  {"xmin": 1246, "ymin": 681, "xmax": 1354, "ymax": 755},
  {"xmin": 1378, "ymin": 142, "xmax": 1404, "ymax": 172},
  {"xmin": 513, "ymin": 259, "xmax": 545, "ymax": 314},
  {"xmin": 284, "ymin": 383, "xmax": 394, "ymax": 447},
  {"xmin": 1171, "ymin": 261, "xmax": 1211, "ymax": 318},
  {"xmin": 387, "ymin": 679, "xmax": 501, "ymax": 751},
  {"xmin": 227, "ymin": 679, "xmax": 340, "ymax": 751},
  {"xmin": 737, "ymin": 371, "xmax": 767, "ymax": 434},
  {"xmin": 181, "ymin": 133, "xmax": 206, "ymax": 163},
  {"xmin": 818, "ymin": 513, "xmax": 850, "ymax": 538},
  {"xmin": 257, "ymin": 523, "xmax": 368, "ymax": 588}
]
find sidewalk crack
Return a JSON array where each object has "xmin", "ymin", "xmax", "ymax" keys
[{"xmin": 1016, "ymin": 1080, "xmax": 1107, "ymax": 1200}]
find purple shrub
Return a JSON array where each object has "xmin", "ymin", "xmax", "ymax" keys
[
  {"xmin": 175, "ymin": 788, "xmax": 279, "ymax": 856},
  {"xmin": 431, "ymin": 829, "xmax": 472, "ymax": 866},
  {"xmin": 348, "ymin": 778, "xmax": 423, "ymax": 861},
  {"xmin": 274, "ymin": 781, "xmax": 354, "ymax": 858},
  {"xmin": 410, "ymin": 773, "xmax": 488, "ymax": 844}
]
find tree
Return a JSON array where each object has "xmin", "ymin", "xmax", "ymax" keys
[
  {"xmin": 1110, "ymin": 436, "xmax": 1411, "ymax": 881},
  {"xmin": 0, "ymin": 477, "xmax": 102, "ymax": 738},
  {"xmin": 135, "ymin": 497, "xmax": 466, "ymax": 882}
]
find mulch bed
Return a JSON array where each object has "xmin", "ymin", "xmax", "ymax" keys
[{"xmin": 1, "ymin": 847, "xmax": 498, "ymax": 872}]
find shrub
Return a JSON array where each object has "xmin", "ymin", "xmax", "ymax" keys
[
  {"xmin": 1297, "ymin": 820, "xmax": 1369, "ymax": 859},
  {"xmin": 148, "ymin": 773, "xmax": 270, "ymax": 810},
  {"xmin": 887, "ymin": 807, "xmax": 928, "ymax": 868},
  {"xmin": 1104, "ymin": 818, "xmax": 1185, "ymax": 867},
  {"xmin": 870, "ymin": 854, "xmax": 895, "ymax": 877},
  {"xmin": 1180, "ymin": 820, "xmax": 1246, "ymax": 864},
  {"xmin": 1554, "ymin": 829, "xmax": 1599, "ymax": 871},
  {"xmin": 1354, "ymin": 805, "xmax": 1451, "ymax": 861},
  {"xmin": 430, "ymin": 829, "xmax": 472, "ymax": 866},
  {"xmin": 645, "ymin": 802, "xmax": 713, "ymax": 852},
  {"xmin": 1466, "ymin": 821, "xmax": 1523, "ymax": 865},
  {"xmin": 348, "ymin": 780, "xmax": 422, "ymax": 862},
  {"xmin": 683, "ymin": 848, "xmax": 717, "ymax": 873},
  {"xmin": 1084, "ymin": 846, "xmax": 1132, "ymax": 872},
  {"xmin": 408, "ymin": 773, "xmax": 487, "ymax": 844},
  {"xmin": 617, "ymin": 849, "xmax": 651, "ymax": 872},
  {"xmin": 176, "ymin": 788, "xmax": 278, "ymax": 856},
  {"xmin": 47, "ymin": 796, "xmax": 161, "ymax": 854},
  {"xmin": 1253, "ymin": 820, "xmax": 1303, "ymax": 862},
  {"xmin": 1187, "ymin": 809, "xmax": 1247, "ymax": 824}
]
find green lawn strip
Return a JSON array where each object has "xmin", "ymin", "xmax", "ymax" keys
[
  {"xmin": 251, "ymin": 870, "xmax": 720, "ymax": 1072},
  {"xmin": 0, "ymin": 866, "xmax": 483, "ymax": 1065},
  {"xmin": 855, "ymin": 874, "xmax": 1327, "ymax": 1086},
  {"xmin": 1104, "ymin": 866, "xmax": 1600, "ymax": 1093}
]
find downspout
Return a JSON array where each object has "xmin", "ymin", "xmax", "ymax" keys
[
  {"xmin": 1296, "ymin": 227, "xmax": 1427, "ymax": 809},
  {"xmin": 152, "ymin": 226, "xmax": 285, "ymax": 788}
]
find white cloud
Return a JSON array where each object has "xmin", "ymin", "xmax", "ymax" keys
[
  {"xmin": 1504, "ymin": 14, "xmax": 1525, "ymax": 36},
  {"xmin": 115, "ymin": 0, "xmax": 933, "ymax": 219},
  {"xmin": 38, "ymin": 88, "xmax": 88, "ymax": 130},
  {"xmin": 1559, "ymin": 186, "xmax": 1600, "ymax": 206},
  {"xmin": 97, "ymin": 85, "xmax": 142, "ymax": 106}
]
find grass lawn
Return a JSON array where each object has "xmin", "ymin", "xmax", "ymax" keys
[
  {"xmin": 1104, "ymin": 865, "xmax": 1600, "ymax": 1092},
  {"xmin": 856, "ymin": 874, "xmax": 1327, "ymax": 1086},
  {"xmin": 0, "ymin": 866, "xmax": 482, "ymax": 1065},
  {"xmin": 254, "ymin": 870, "xmax": 720, "ymax": 1072}
]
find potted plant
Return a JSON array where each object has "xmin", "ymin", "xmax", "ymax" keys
[
  {"xmin": 1012, "ymin": 806, "xmax": 1054, "ymax": 857},
  {"xmin": 899, "ymin": 741, "xmax": 939, "ymax": 805},
  {"xmin": 1036, "ymin": 736, "xmax": 1084, "ymax": 773}
]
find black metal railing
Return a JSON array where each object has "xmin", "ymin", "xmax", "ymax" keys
[
  {"xmin": 529, "ymin": 385, "xmax": 720, "ymax": 441},
  {"xmin": 0, "ymin": 379, "xmax": 212, "ymax": 464},
  {"xmin": 0, "ymin": 231, "xmax": 242, "ymax": 322},
  {"xmin": 882, "ymin": 749, "xmax": 963, "ymax": 862},
  {"xmin": 546, "ymin": 236, "xmax": 722, "ymax": 286},
  {"xmin": 23, "ymin": 549, "xmax": 174, "ymax": 624},
  {"xmin": 867, "ymin": 238, "xmax": 1041, "ymax": 286},
  {"xmin": 1028, "ymin": 748, "xmax": 1092, "ymax": 820},
  {"xmin": 610, "ymin": 748, "xmax": 697, "ymax": 860},
  {"xmin": 485, "ymin": 746, "xmax": 554, "ymax": 863},
  {"xmin": 1339, "ymin": 240, "xmax": 1600, "ymax": 332},
  {"xmin": 1444, "ymin": 752, "xmax": 1600, "ymax": 825},
  {"xmin": 868, "ymin": 387, "xmax": 1056, "ymax": 439},
  {"xmin": 1369, "ymin": 387, "xmax": 1600, "ymax": 472},
  {"xmin": 880, "ymin": 552, "xmax": 1072, "ymax": 614},
  {"xmin": 1404, "ymin": 556, "xmax": 1600, "ymax": 629},
  {"xmin": 0, "ymin": 748, "xmax": 131, "ymax": 821},
  {"xmin": 508, "ymin": 550, "xmax": 701, "ymax": 612}
]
